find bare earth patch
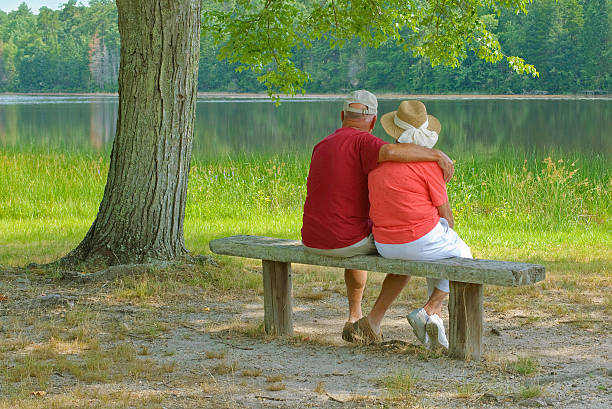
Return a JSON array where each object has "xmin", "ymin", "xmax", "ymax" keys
[{"xmin": 0, "ymin": 261, "xmax": 610, "ymax": 409}]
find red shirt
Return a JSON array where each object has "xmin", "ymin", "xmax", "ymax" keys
[
  {"xmin": 368, "ymin": 161, "xmax": 448, "ymax": 244},
  {"xmin": 301, "ymin": 127, "xmax": 387, "ymax": 249}
]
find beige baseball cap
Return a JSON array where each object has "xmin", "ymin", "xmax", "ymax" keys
[{"xmin": 343, "ymin": 89, "xmax": 378, "ymax": 115}]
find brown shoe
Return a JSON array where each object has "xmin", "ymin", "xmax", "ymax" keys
[
  {"xmin": 353, "ymin": 317, "xmax": 383, "ymax": 345},
  {"xmin": 342, "ymin": 321, "xmax": 357, "ymax": 342}
]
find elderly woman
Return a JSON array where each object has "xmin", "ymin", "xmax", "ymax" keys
[{"xmin": 367, "ymin": 100, "xmax": 472, "ymax": 350}]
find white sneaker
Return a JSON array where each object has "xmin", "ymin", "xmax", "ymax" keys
[
  {"xmin": 425, "ymin": 314, "xmax": 449, "ymax": 350},
  {"xmin": 407, "ymin": 308, "xmax": 430, "ymax": 347}
]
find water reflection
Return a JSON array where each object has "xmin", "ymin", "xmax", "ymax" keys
[
  {"xmin": 89, "ymin": 100, "xmax": 117, "ymax": 149},
  {"xmin": 0, "ymin": 96, "xmax": 610, "ymax": 156},
  {"xmin": 409, "ymin": 99, "xmax": 612, "ymax": 154}
]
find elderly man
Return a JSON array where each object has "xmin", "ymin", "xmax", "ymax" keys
[{"xmin": 301, "ymin": 90, "xmax": 454, "ymax": 343}]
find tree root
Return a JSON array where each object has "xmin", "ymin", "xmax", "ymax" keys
[
  {"xmin": 59, "ymin": 254, "xmax": 218, "ymax": 283},
  {"xmin": 62, "ymin": 263, "xmax": 159, "ymax": 283},
  {"xmin": 188, "ymin": 254, "xmax": 219, "ymax": 267}
]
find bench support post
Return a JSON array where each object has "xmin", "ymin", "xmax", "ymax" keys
[
  {"xmin": 262, "ymin": 260, "xmax": 293, "ymax": 336},
  {"xmin": 448, "ymin": 281, "xmax": 483, "ymax": 361}
]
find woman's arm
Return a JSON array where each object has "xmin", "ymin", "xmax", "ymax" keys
[{"xmin": 436, "ymin": 201, "xmax": 454, "ymax": 229}]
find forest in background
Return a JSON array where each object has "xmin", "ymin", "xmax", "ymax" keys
[{"xmin": 0, "ymin": 0, "xmax": 610, "ymax": 94}]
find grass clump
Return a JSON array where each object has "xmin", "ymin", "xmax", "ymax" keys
[
  {"xmin": 456, "ymin": 382, "xmax": 483, "ymax": 398},
  {"xmin": 241, "ymin": 368, "xmax": 262, "ymax": 377},
  {"xmin": 313, "ymin": 381, "xmax": 325, "ymax": 394},
  {"xmin": 513, "ymin": 357, "xmax": 540, "ymax": 376},
  {"xmin": 205, "ymin": 350, "xmax": 226, "ymax": 359},
  {"xmin": 212, "ymin": 361, "xmax": 239, "ymax": 375},
  {"xmin": 108, "ymin": 343, "xmax": 137, "ymax": 362},
  {"xmin": 519, "ymin": 385, "xmax": 545, "ymax": 399},
  {"xmin": 295, "ymin": 288, "xmax": 326, "ymax": 301},
  {"xmin": 5, "ymin": 354, "xmax": 54, "ymax": 384},
  {"xmin": 380, "ymin": 371, "xmax": 417, "ymax": 399},
  {"xmin": 265, "ymin": 383, "xmax": 286, "ymax": 391}
]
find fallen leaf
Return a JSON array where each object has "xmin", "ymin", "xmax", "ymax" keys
[{"xmin": 0, "ymin": 294, "xmax": 8, "ymax": 302}]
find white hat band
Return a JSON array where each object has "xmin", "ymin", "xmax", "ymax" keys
[{"xmin": 394, "ymin": 114, "xmax": 439, "ymax": 148}]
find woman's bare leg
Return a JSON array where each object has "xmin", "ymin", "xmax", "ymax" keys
[
  {"xmin": 367, "ymin": 274, "xmax": 411, "ymax": 334},
  {"xmin": 423, "ymin": 287, "xmax": 448, "ymax": 316}
]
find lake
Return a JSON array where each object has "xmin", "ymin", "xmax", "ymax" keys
[{"xmin": 0, "ymin": 95, "xmax": 610, "ymax": 157}]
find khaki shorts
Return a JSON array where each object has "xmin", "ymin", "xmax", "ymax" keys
[{"xmin": 303, "ymin": 234, "xmax": 378, "ymax": 257}]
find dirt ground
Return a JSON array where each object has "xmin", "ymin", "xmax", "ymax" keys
[{"xmin": 0, "ymin": 262, "xmax": 610, "ymax": 409}]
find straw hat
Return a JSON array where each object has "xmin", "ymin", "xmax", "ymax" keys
[{"xmin": 380, "ymin": 100, "xmax": 441, "ymax": 141}]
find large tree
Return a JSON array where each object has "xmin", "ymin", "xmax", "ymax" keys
[
  {"xmin": 60, "ymin": 0, "xmax": 536, "ymax": 267},
  {"xmin": 61, "ymin": 0, "xmax": 200, "ymax": 266}
]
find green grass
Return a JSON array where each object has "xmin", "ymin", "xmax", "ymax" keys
[
  {"xmin": 379, "ymin": 371, "xmax": 418, "ymax": 399},
  {"xmin": 0, "ymin": 150, "xmax": 610, "ymax": 266},
  {"xmin": 519, "ymin": 384, "xmax": 545, "ymax": 399},
  {"xmin": 455, "ymin": 382, "xmax": 483, "ymax": 398},
  {"xmin": 512, "ymin": 357, "xmax": 540, "ymax": 376}
]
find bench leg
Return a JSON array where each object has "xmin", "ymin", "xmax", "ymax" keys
[
  {"xmin": 262, "ymin": 260, "xmax": 293, "ymax": 336},
  {"xmin": 448, "ymin": 281, "xmax": 483, "ymax": 361}
]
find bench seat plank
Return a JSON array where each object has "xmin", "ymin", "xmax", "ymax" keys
[{"xmin": 209, "ymin": 235, "xmax": 545, "ymax": 287}]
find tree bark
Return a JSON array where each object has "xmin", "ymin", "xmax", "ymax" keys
[{"xmin": 62, "ymin": 0, "xmax": 201, "ymax": 266}]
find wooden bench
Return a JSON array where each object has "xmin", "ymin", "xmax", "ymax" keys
[{"xmin": 209, "ymin": 235, "xmax": 545, "ymax": 360}]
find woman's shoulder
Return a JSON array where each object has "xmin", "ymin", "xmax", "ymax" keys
[
  {"xmin": 369, "ymin": 162, "xmax": 422, "ymax": 183},
  {"xmin": 391, "ymin": 161, "xmax": 444, "ymax": 180},
  {"xmin": 413, "ymin": 161, "xmax": 445, "ymax": 180}
]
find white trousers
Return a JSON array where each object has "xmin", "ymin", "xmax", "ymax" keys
[{"xmin": 375, "ymin": 218, "xmax": 472, "ymax": 294}]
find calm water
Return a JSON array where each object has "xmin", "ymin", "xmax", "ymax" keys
[{"xmin": 0, "ymin": 95, "xmax": 610, "ymax": 156}]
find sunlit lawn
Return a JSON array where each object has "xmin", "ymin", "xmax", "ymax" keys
[{"xmin": 1, "ymin": 150, "xmax": 609, "ymax": 266}]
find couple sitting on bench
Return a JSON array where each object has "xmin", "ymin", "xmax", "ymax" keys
[{"xmin": 301, "ymin": 90, "xmax": 472, "ymax": 349}]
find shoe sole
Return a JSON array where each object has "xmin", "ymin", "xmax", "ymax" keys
[
  {"xmin": 342, "ymin": 322, "xmax": 357, "ymax": 342},
  {"xmin": 353, "ymin": 318, "xmax": 383, "ymax": 345},
  {"xmin": 425, "ymin": 322, "xmax": 445, "ymax": 350},
  {"xmin": 407, "ymin": 314, "xmax": 427, "ymax": 345}
]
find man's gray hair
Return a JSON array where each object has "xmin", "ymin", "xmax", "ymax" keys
[{"xmin": 344, "ymin": 111, "xmax": 375, "ymax": 121}]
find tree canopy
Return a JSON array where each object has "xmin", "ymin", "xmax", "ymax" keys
[
  {"xmin": 0, "ymin": 0, "xmax": 610, "ymax": 94},
  {"xmin": 205, "ymin": 0, "xmax": 539, "ymax": 95}
]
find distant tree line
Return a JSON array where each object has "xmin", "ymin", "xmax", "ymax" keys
[{"xmin": 0, "ymin": 0, "xmax": 610, "ymax": 94}]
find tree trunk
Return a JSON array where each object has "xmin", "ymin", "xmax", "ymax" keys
[{"xmin": 62, "ymin": 0, "xmax": 201, "ymax": 266}]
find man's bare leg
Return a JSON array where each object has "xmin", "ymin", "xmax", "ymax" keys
[
  {"xmin": 345, "ymin": 269, "xmax": 367, "ymax": 322},
  {"xmin": 367, "ymin": 274, "xmax": 411, "ymax": 334},
  {"xmin": 423, "ymin": 288, "xmax": 448, "ymax": 316}
]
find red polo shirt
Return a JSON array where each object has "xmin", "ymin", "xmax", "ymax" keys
[{"xmin": 301, "ymin": 127, "xmax": 387, "ymax": 249}]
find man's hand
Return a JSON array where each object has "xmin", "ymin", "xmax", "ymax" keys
[{"xmin": 435, "ymin": 149, "xmax": 454, "ymax": 182}]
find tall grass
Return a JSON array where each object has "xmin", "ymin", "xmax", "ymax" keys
[
  {"xmin": 451, "ymin": 152, "xmax": 610, "ymax": 226},
  {"xmin": 0, "ymin": 150, "xmax": 609, "ymax": 265}
]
